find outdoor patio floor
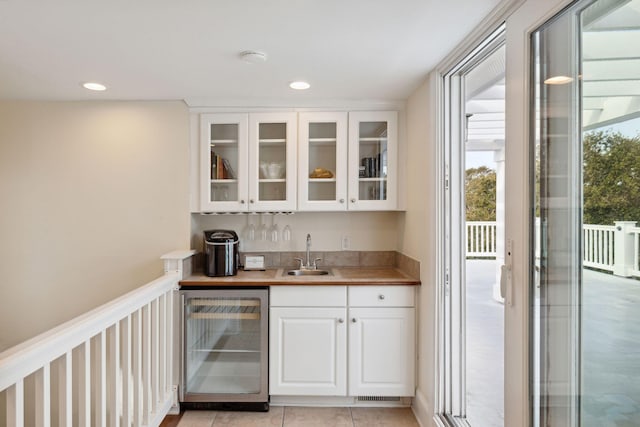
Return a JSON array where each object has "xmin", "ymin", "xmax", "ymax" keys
[{"xmin": 465, "ymin": 259, "xmax": 640, "ymax": 427}]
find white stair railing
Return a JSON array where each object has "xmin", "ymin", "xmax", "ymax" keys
[{"xmin": 1, "ymin": 250, "xmax": 194, "ymax": 427}]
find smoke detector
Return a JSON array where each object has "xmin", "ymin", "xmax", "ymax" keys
[{"xmin": 240, "ymin": 51, "xmax": 267, "ymax": 64}]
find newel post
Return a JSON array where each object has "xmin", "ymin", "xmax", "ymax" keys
[{"xmin": 613, "ymin": 221, "xmax": 637, "ymax": 277}]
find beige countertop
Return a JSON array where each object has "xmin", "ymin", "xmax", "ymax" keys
[{"xmin": 179, "ymin": 267, "xmax": 421, "ymax": 287}]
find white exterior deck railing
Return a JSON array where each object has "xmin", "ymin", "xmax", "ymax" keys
[
  {"xmin": 467, "ymin": 220, "xmax": 640, "ymax": 279},
  {"xmin": 0, "ymin": 251, "xmax": 194, "ymax": 427},
  {"xmin": 583, "ymin": 224, "xmax": 616, "ymax": 272},
  {"xmin": 631, "ymin": 226, "xmax": 640, "ymax": 277},
  {"xmin": 466, "ymin": 221, "xmax": 497, "ymax": 257}
]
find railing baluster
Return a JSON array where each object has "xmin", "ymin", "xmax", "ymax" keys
[
  {"xmin": 609, "ymin": 230, "xmax": 614, "ymax": 266},
  {"xmin": 35, "ymin": 364, "xmax": 51, "ymax": 427},
  {"xmin": 107, "ymin": 323, "xmax": 121, "ymax": 427},
  {"xmin": 132, "ymin": 309, "xmax": 143, "ymax": 427},
  {"xmin": 121, "ymin": 315, "xmax": 132, "ymax": 427},
  {"xmin": 77, "ymin": 340, "xmax": 91, "ymax": 427},
  {"xmin": 7, "ymin": 379, "xmax": 24, "ymax": 427},
  {"xmin": 58, "ymin": 351, "xmax": 72, "ymax": 427},
  {"xmin": 586, "ymin": 228, "xmax": 590, "ymax": 262},
  {"xmin": 142, "ymin": 304, "xmax": 152, "ymax": 425},
  {"xmin": 635, "ymin": 233, "xmax": 639, "ymax": 272},
  {"xmin": 159, "ymin": 293, "xmax": 167, "ymax": 400},
  {"xmin": 152, "ymin": 298, "xmax": 159, "ymax": 411},
  {"xmin": 167, "ymin": 290, "xmax": 174, "ymax": 404},
  {"xmin": 93, "ymin": 331, "xmax": 107, "ymax": 427}
]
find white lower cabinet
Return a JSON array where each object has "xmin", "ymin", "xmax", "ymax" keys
[
  {"xmin": 269, "ymin": 307, "xmax": 347, "ymax": 396},
  {"xmin": 348, "ymin": 307, "xmax": 415, "ymax": 396},
  {"xmin": 269, "ymin": 285, "xmax": 415, "ymax": 398}
]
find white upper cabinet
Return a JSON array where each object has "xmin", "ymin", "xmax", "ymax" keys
[
  {"xmin": 199, "ymin": 110, "xmax": 398, "ymax": 212},
  {"xmin": 249, "ymin": 112, "xmax": 297, "ymax": 211},
  {"xmin": 200, "ymin": 113, "xmax": 249, "ymax": 212},
  {"xmin": 199, "ymin": 112, "xmax": 297, "ymax": 212},
  {"xmin": 298, "ymin": 112, "xmax": 349, "ymax": 211},
  {"xmin": 348, "ymin": 111, "xmax": 398, "ymax": 211}
]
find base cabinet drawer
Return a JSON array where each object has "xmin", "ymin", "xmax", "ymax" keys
[{"xmin": 348, "ymin": 286, "xmax": 414, "ymax": 307}]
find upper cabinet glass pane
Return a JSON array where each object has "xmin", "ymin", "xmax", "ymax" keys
[
  {"xmin": 258, "ymin": 122, "xmax": 287, "ymax": 201},
  {"xmin": 308, "ymin": 122, "xmax": 338, "ymax": 201},
  {"xmin": 209, "ymin": 122, "xmax": 239, "ymax": 202},
  {"xmin": 358, "ymin": 121, "xmax": 388, "ymax": 201}
]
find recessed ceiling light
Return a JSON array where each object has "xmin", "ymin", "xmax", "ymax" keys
[
  {"xmin": 289, "ymin": 81, "xmax": 310, "ymax": 90},
  {"xmin": 240, "ymin": 51, "xmax": 267, "ymax": 64},
  {"xmin": 544, "ymin": 75, "xmax": 573, "ymax": 85},
  {"xmin": 82, "ymin": 82, "xmax": 107, "ymax": 91}
]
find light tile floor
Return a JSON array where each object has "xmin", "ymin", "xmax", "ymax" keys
[{"xmin": 176, "ymin": 407, "xmax": 420, "ymax": 427}]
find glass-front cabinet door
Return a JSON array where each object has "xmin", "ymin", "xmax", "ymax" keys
[
  {"xmin": 348, "ymin": 111, "xmax": 398, "ymax": 210},
  {"xmin": 200, "ymin": 113, "xmax": 249, "ymax": 212},
  {"xmin": 249, "ymin": 113, "xmax": 297, "ymax": 211},
  {"xmin": 298, "ymin": 112, "xmax": 348, "ymax": 211}
]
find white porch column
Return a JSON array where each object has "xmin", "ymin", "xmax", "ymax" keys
[
  {"xmin": 613, "ymin": 221, "xmax": 637, "ymax": 277},
  {"xmin": 493, "ymin": 147, "xmax": 506, "ymax": 302}
]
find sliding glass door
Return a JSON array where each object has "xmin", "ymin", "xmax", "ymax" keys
[{"xmin": 507, "ymin": 0, "xmax": 640, "ymax": 425}]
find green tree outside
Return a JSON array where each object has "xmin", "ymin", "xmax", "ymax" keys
[
  {"xmin": 465, "ymin": 166, "xmax": 496, "ymax": 221},
  {"xmin": 465, "ymin": 131, "xmax": 640, "ymax": 225},
  {"xmin": 583, "ymin": 131, "xmax": 640, "ymax": 225}
]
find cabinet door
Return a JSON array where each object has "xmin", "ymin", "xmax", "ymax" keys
[
  {"xmin": 270, "ymin": 307, "xmax": 347, "ymax": 396},
  {"xmin": 298, "ymin": 112, "xmax": 348, "ymax": 211},
  {"xmin": 200, "ymin": 113, "xmax": 249, "ymax": 212},
  {"xmin": 249, "ymin": 113, "xmax": 297, "ymax": 211},
  {"xmin": 348, "ymin": 111, "xmax": 398, "ymax": 211},
  {"xmin": 348, "ymin": 307, "xmax": 415, "ymax": 396}
]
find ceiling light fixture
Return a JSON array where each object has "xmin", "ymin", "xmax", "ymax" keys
[
  {"xmin": 544, "ymin": 75, "xmax": 573, "ymax": 85},
  {"xmin": 289, "ymin": 81, "xmax": 310, "ymax": 90},
  {"xmin": 240, "ymin": 51, "xmax": 267, "ymax": 64},
  {"xmin": 82, "ymin": 82, "xmax": 107, "ymax": 91}
]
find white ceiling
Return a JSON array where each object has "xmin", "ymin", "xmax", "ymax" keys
[{"xmin": 0, "ymin": 0, "xmax": 502, "ymax": 105}]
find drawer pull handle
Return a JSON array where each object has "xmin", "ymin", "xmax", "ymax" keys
[{"xmin": 379, "ymin": 294, "xmax": 386, "ymax": 300}]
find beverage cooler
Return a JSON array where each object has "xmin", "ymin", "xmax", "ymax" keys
[{"xmin": 180, "ymin": 288, "xmax": 268, "ymax": 410}]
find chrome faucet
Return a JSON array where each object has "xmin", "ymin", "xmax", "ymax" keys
[
  {"xmin": 295, "ymin": 233, "xmax": 322, "ymax": 270},
  {"xmin": 306, "ymin": 233, "xmax": 312, "ymax": 268}
]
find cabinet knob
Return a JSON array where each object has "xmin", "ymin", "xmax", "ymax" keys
[
  {"xmin": 339, "ymin": 198, "xmax": 345, "ymax": 204},
  {"xmin": 350, "ymin": 198, "xmax": 356, "ymax": 203},
  {"xmin": 338, "ymin": 318, "xmax": 344, "ymax": 323},
  {"xmin": 379, "ymin": 294, "xmax": 385, "ymax": 300},
  {"xmin": 250, "ymin": 199, "xmax": 254, "ymax": 204},
  {"xmin": 240, "ymin": 199, "xmax": 245, "ymax": 204},
  {"xmin": 351, "ymin": 318, "xmax": 357, "ymax": 323}
]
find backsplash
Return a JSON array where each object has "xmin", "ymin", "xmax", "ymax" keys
[
  {"xmin": 192, "ymin": 250, "xmax": 420, "ymax": 279},
  {"xmin": 190, "ymin": 211, "xmax": 401, "ymax": 253}
]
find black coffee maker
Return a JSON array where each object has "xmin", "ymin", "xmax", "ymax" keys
[{"xmin": 203, "ymin": 230, "xmax": 239, "ymax": 277}]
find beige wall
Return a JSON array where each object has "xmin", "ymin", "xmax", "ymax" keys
[
  {"xmin": 0, "ymin": 101, "xmax": 191, "ymax": 351},
  {"xmin": 191, "ymin": 211, "xmax": 401, "ymax": 254},
  {"xmin": 399, "ymin": 75, "xmax": 438, "ymax": 422}
]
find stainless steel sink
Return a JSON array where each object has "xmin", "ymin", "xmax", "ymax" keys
[{"xmin": 286, "ymin": 269, "xmax": 331, "ymax": 276}]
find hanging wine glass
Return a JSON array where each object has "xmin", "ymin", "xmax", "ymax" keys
[
  {"xmin": 243, "ymin": 214, "xmax": 255, "ymax": 241},
  {"xmin": 282, "ymin": 224, "xmax": 292, "ymax": 241},
  {"xmin": 269, "ymin": 213, "xmax": 279, "ymax": 242},
  {"xmin": 258, "ymin": 213, "xmax": 268, "ymax": 241}
]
